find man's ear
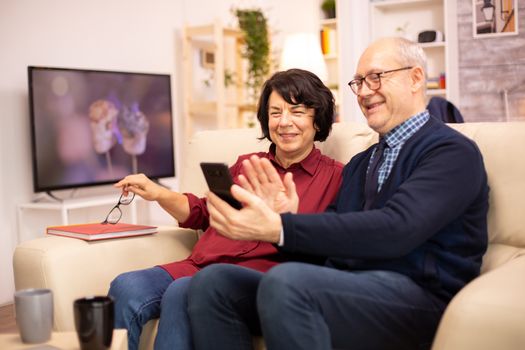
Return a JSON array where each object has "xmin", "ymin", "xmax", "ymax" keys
[{"xmin": 410, "ymin": 66, "xmax": 426, "ymax": 92}]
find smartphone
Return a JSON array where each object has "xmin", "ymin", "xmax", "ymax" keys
[{"xmin": 200, "ymin": 162, "xmax": 242, "ymax": 209}]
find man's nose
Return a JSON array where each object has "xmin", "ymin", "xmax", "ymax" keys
[{"xmin": 358, "ymin": 82, "xmax": 375, "ymax": 97}]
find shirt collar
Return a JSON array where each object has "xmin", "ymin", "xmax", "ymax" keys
[
  {"xmin": 269, "ymin": 143, "xmax": 321, "ymax": 176},
  {"xmin": 382, "ymin": 110, "xmax": 430, "ymax": 148}
]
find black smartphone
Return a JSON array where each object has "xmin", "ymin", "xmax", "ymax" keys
[{"xmin": 200, "ymin": 162, "xmax": 242, "ymax": 209}]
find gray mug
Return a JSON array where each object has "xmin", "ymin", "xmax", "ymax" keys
[{"xmin": 14, "ymin": 288, "xmax": 54, "ymax": 344}]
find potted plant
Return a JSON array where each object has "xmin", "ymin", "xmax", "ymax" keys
[
  {"xmin": 321, "ymin": 0, "xmax": 336, "ymax": 19},
  {"xmin": 234, "ymin": 8, "xmax": 271, "ymax": 105}
]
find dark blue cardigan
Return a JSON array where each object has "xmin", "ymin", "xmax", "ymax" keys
[{"xmin": 281, "ymin": 117, "xmax": 489, "ymax": 302}]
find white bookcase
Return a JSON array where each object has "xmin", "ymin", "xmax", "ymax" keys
[
  {"xmin": 320, "ymin": 16, "xmax": 341, "ymax": 115},
  {"xmin": 369, "ymin": 0, "xmax": 459, "ymax": 104},
  {"xmin": 317, "ymin": 0, "xmax": 346, "ymax": 120},
  {"xmin": 181, "ymin": 21, "xmax": 251, "ymax": 140}
]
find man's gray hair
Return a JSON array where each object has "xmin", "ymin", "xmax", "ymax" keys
[{"xmin": 394, "ymin": 37, "xmax": 428, "ymax": 77}]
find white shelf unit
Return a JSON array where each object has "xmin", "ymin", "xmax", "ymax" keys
[
  {"xmin": 17, "ymin": 195, "xmax": 139, "ymax": 242},
  {"xmin": 369, "ymin": 0, "xmax": 458, "ymax": 104},
  {"xmin": 319, "ymin": 10, "xmax": 341, "ymax": 119},
  {"xmin": 181, "ymin": 21, "xmax": 251, "ymax": 140},
  {"xmin": 426, "ymin": 88, "xmax": 447, "ymax": 96}
]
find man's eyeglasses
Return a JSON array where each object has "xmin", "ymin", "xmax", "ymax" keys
[
  {"xmin": 101, "ymin": 192, "xmax": 135, "ymax": 224},
  {"xmin": 348, "ymin": 66, "xmax": 413, "ymax": 95}
]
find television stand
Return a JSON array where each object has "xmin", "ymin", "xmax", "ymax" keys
[
  {"xmin": 17, "ymin": 195, "xmax": 139, "ymax": 242},
  {"xmin": 44, "ymin": 191, "xmax": 66, "ymax": 202},
  {"xmin": 152, "ymin": 179, "xmax": 171, "ymax": 190}
]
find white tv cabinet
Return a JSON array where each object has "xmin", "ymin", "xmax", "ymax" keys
[{"xmin": 17, "ymin": 195, "xmax": 139, "ymax": 242}]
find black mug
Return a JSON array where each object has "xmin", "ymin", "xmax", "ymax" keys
[{"xmin": 74, "ymin": 296, "xmax": 114, "ymax": 350}]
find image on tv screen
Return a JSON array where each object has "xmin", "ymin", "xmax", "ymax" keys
[{"xmin": 28, "ymin": 66, "xmax": 175, "ymax": 192}]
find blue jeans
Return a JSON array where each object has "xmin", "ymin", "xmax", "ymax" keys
[
  {"xmin": 155, "ymin": 276, "xmax": 192, "ymax": 350},
  {"xmin": 188, "ymin": 264, "xmax": 263, "ymax": 350},
  {"xmin": 188, "ymin": 263, "xmax": 446, "ymax": 350},
  {"xmin": 108, "ymin": 266, "xmax": 193, "ymax": 350}
]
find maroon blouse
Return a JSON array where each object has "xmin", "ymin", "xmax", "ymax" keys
[{"xmin": 159, "ymin": 146, "xmax": 343, "ymax": 279}]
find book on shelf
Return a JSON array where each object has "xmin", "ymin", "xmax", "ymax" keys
[
  {"xmin": 320, "ymin": 27, "xmax": 337, "ymax": 55},
  {"xmin": 46, "ymin": 222, "xmax": 158, "ymax": 241}
]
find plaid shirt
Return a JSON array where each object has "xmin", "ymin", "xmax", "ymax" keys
[{"xmin": 369, "ymin": 110, "xmax": 430, "ymax": 192}]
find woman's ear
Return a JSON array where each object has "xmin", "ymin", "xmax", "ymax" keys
[{"xmin": 410, "ymin": 66, "xmax": 426, "ymax": 92}]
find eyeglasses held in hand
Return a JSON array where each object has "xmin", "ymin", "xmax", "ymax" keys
[
  {"xmin": 101, "ymin": 192, "xmax": 135, "ymax": 225},
  {"xmin": 348, "ymin": 66, "xmax": 413, "ymax": 95}
]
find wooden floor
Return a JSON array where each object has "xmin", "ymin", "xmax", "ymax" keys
[{"xmin": 0, "ymin": 303, "xmax": 17, "ymax": 333}]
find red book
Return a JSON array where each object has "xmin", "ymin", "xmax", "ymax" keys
[{"xmin": 46, "ymin": 222, "xmax": 158, "ymax": 241}]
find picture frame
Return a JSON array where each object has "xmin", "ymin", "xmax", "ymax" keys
[
  {"xmin": 473, "ymin": 0, "xmax": 519, "ymax": 38},
  {"xmin": 200, "ymin": 49, "xmax": 215, "ymax": 69}
]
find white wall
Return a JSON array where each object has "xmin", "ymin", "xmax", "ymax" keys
[
  {"xmin": 337, "ymin": 0, "xmax": 370, "ymax": 123},
  {"xmin": 0, "ymin": 0, "xmax": 184, "ymax": 305},
  {"xmin": 0, "ymin": 0, "xmax": 319, "ymax": 305}
]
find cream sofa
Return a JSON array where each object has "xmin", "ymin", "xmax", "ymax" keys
[{"xmin": 13, "ymin": 121, "xmax": 525, "ymax": 349}]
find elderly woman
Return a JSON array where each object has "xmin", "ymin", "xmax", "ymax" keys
[{"xmin": 108, "ymin": 68, "xmax": 343, "ymax": 350}]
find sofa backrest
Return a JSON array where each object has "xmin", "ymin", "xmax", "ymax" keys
[
  {"xmin": 181, "ymin": 121, "xmax": 525, "ymax": 273},
  {"xmin": 182, "ymin": 127, "xmax": 270, "ymax": 196},
  {"xmin": 448, "ymin": 122, "xmax": 525, "ymax": 272}
]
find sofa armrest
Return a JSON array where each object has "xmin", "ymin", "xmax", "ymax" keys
[
  {"xmin": 13, "ymin": 226, "xmax": 198, "ymax": 331},
  {"xmin": 432, "ymin": 255, "xmax": 525, "ymax": 350}
]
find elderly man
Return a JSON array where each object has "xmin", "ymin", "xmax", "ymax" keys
[{"xmin": 188, "ymin": 37, "xmax": 489, "ymax": 350}]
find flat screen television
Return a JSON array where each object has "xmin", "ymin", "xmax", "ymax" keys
[{"xmin": 28, "ymin": 66, "xmax": 175, "ymax": 193}]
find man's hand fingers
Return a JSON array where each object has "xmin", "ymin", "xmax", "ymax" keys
[
  {"xmin": 206, "ymin": 198, "xmax": 229, "ymax": 235},
  {"xmin": 231, "ymin": 184, "xmax": 262, "ymax": 207},
  {"xmin": 206, "ymin": 192, "xmax": 232, "ymax": 224}
]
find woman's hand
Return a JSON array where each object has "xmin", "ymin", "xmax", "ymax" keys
[
  {"xmin": 237, "ymin": 155, "xmax": 299, "ymax": 214},
  {"xmin": 114, "ymin": 173, "xmax": 164, "ymax": 201}
]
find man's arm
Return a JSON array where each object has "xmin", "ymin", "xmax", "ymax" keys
[{"xmin": 280, "ymin": 138, "xmax": 487, "ymax": 259}]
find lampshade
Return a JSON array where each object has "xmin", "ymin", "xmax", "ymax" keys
[
  {"xmin": 481, "ymin": 0, "xmax": 495, "ymax": 22},
  {"xmin": 279, "ymin": 33, "xmax": 328, "ymax": 82}
]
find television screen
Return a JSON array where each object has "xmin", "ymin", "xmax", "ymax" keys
[{"xmin": 28, "ymin": 66, "xmax": 175, "ymax": 193}]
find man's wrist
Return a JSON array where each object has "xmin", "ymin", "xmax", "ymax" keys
[
  {"xmin": 278, "ymin": 227, "xmax": 285, "ymax": 246},
  {"xmin": 270, "ymin": 212, "xmax": 284, "ymax": 244}
]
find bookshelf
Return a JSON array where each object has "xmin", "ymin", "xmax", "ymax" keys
[
  {"xmin": 319, "ymin": 2, "xmax": 341, "ymax": 119},
  {"xmin": 369, "ymin": 0, "xmax": 459, "ymax": 104},
  {"xmin": 181, "ymin": 21, "xmax": 251, "ymax": 140}
]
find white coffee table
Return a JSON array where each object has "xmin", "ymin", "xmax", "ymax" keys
[{"xmin": 0, "ymin": 329, "xmax": 127, "ymax": 349}]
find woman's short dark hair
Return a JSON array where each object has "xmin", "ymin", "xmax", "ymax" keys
[{"xmin": 257, "ymin": 68, "xmax": 335, "ymax": 142}]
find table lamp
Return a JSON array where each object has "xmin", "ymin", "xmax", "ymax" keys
[{"xmin": 279, "ymin": 32, "xmax": 328, "ymax": 82}]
